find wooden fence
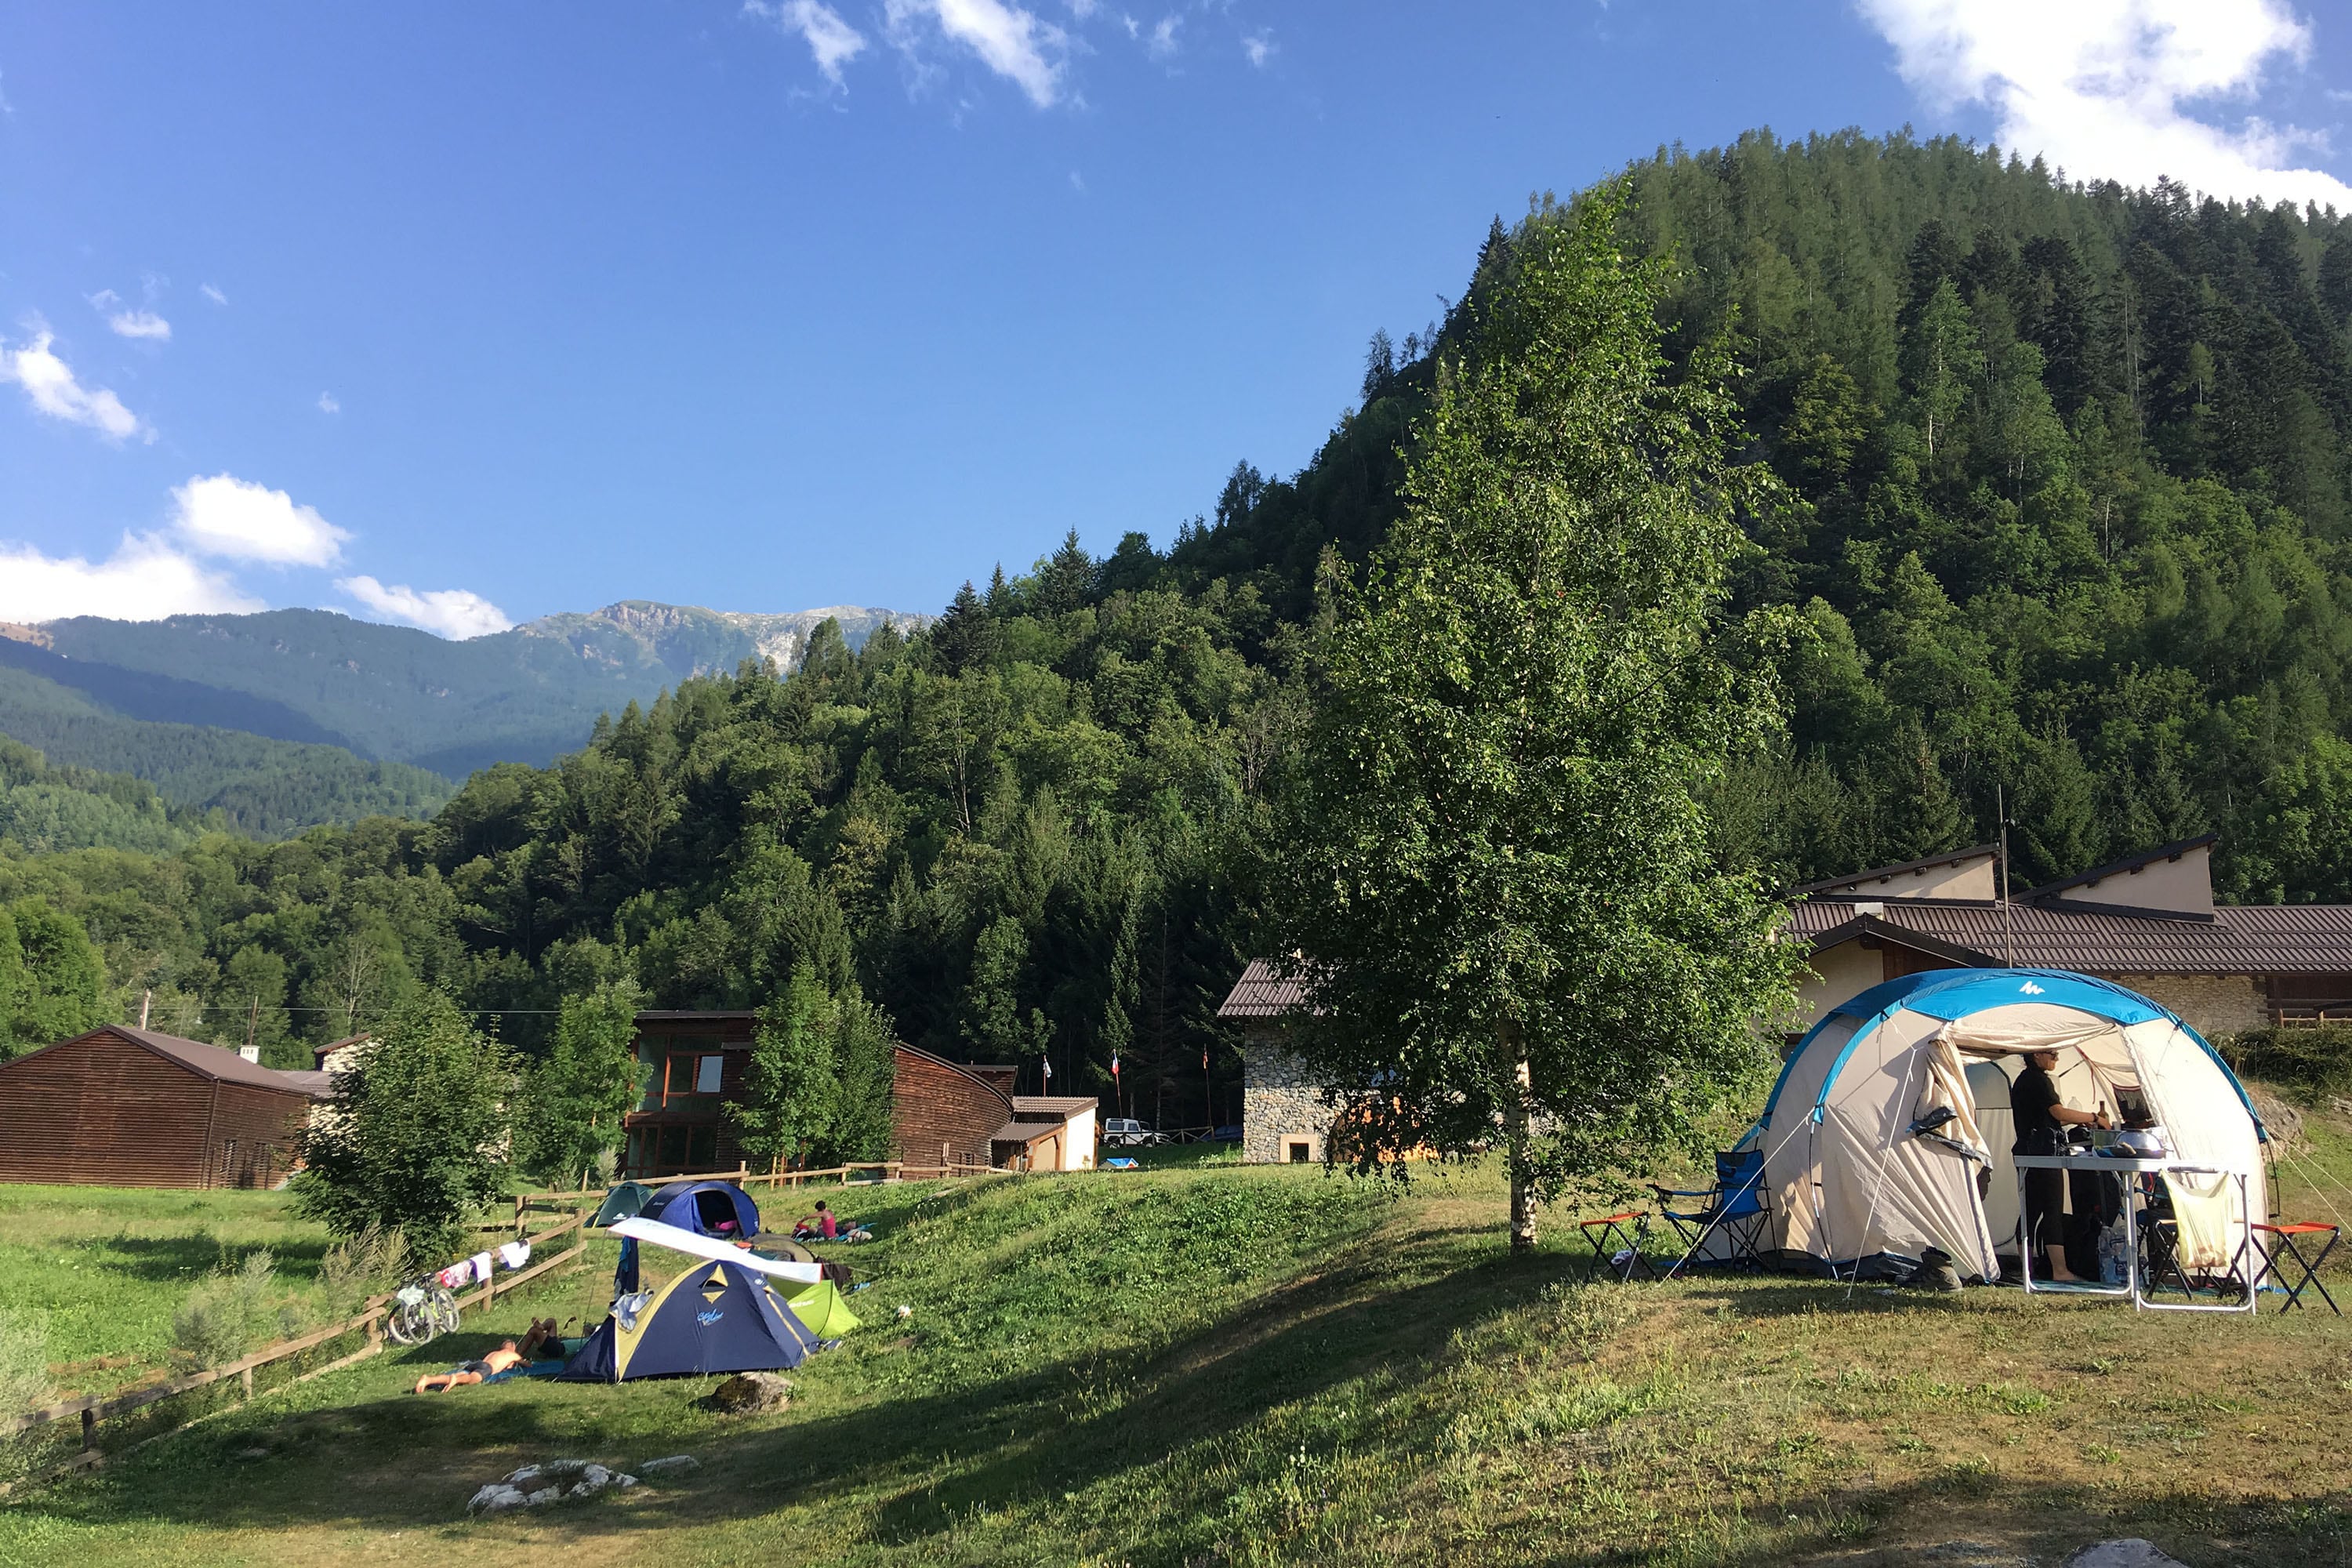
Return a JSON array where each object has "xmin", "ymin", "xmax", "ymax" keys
[
  {"xmin": 0, "ymin": 1212, "xmax": 592, "ymax": 1497},
  {"xmin": 511, "ymin": 1158, "xmax": 1004, "ymax": 1221}
]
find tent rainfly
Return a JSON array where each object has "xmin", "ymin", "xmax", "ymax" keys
[{"xmin": 1744, "ymin": 968, "xmax": 2267, "ymax": 1283}]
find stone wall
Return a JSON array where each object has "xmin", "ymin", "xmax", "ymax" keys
[
  {"xmin": 2092, "ymin": 973, "xmax": 2268, "ymax": 1037},
  {"xmin": 1241, "ymin": 1029, "xmax": 1334, "ymax": 1164}
]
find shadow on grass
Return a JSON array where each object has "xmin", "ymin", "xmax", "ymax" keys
[
  {"xmin": 89, "ymin": 1229, "xmax": 332, "ymax": 1286},
  {"xmin": 17, "ymin": 1204, "xmax": 1552, "ymax": 1554},
  {"xmin": 1684, "ymin": 1469, "xmax": 2352, "ymax": 1568}
]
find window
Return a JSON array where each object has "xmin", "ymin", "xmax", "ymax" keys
[
  {"xmin": 1287, "ymin": 1141, "xmax": 1312, "ymax": 1163},
  {"xmin": 662, "ymin": 1051, "xmax": 726, "ymax": 1106}
]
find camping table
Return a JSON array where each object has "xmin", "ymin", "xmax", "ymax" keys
[{"xmin": 2012, "ymin": 1154, "xmax": 2256, "ymax": 1315}]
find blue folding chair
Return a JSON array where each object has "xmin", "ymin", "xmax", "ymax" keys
[{"xmin": 1650, "ymin": 1149, "xmax": 1769, "ymax": 1276}]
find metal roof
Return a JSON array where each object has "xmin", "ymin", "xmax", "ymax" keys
[
  {"xmin": 989, "ymin": 1120, "xmax": 1062, "ymax": 1146},
  {"xmin": 1010, "ymin": 1096, "xmax": 1098, "ymax": 1116},
  {"xmin": 1788, "ymin": 896, "xmax": 2352, "ymax": 974},
  {"xmin": 1217, "ymin": 958, "xmax": 1311, "ymax": 1018},
  {"xmin": 101, "ymin": 1026, "xmax": 318, "ymax": 1093}
]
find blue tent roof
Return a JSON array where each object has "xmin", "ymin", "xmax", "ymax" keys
[
  {"xmin": 639, "ymin": 1180, "xmax": 762, "ymax": 1240},
  {"xmin": 1761, "ymin": 967, "xmax": 2263, "ymax": 1137}
]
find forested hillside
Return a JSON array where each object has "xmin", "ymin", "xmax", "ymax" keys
[
  {"xmin": 6, "ymin": 129, "xmax": 2352, "ymax": 1123},
  {"xmin": 0, "ymin": 666, "xmax": 453, "ymax": 839}
]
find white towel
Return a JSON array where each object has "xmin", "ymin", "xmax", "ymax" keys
[
  {"xmin": 498, "ymin": 1240, "xmax": 531, "ymax": 1271},
  {"xmin": 470, "ymin": 1250, "xmax": 494, "ymax": 1287}
]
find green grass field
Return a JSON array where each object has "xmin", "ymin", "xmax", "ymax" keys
[
  {"xmin": 0, "ymin": 1187, "xmax": 334, "ymax": 1403},
  {"xmin": 1, "ymin": 1100, "xmax": 2348, "ymax": 1567}
]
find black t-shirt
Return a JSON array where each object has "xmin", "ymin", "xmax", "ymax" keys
[{"xmin": 2010, "ymin": 1064, "xmax": 2064, "ymax": 1154}]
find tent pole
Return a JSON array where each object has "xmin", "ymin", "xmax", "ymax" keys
[{"xmin": 1845, "ymin": 1048, "xmax": 1923, "ymax": 1297}]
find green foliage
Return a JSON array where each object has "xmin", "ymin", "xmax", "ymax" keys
[
  {"xmin": 316, "ymin": 1223, "xmax": 411, "ymax": 1318},
  {"xmin": 292, "ymin": 993, "xmax": 514, "ymax": 1257},
  {"xmin": 0, "ymin": 1308, "xmax": 51, "ymax": 1417},
  {"xmin": 0, "ymin": 897, "xmax": 106, "ymax": 1058},
  {"xmin": 2220, "ymin": 1025, "xmax": 2352, "ymax": 1107},
  {"xmin": 517, "ymin": 978, "xmax": 644, "ymax": 1183},
  {"xmin": 735, "ymin": 964, "xmax": 842, "ymax": 1171},
  {"xmin": 1267, "ymin": 190, "xmax": 1803, "ymax": 1239},
  {"xmin": 168, "ymin": 1250, "xmax": 295, "ymax": 1370}
]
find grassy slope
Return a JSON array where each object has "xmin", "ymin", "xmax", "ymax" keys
[
  {"xmin": 3, "ymin": 1129, "xmax": 2350, "ymax": 1568},
  {"xmin": 0, "ymin": 1188, "xmax": 335, "ymax": 1402}
]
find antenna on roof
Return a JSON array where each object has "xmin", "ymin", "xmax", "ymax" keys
[
  {"xmin": 1996, "ymin": 785, "xmax": 2014, "ymax": 967},
  {"xmin": 139, "ymin": 989, "xmax": 151, "ymax": 1031}
]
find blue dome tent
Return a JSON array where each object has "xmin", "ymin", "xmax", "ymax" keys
[
  {"xmin": 637, "ymin": 1180, "xmax": 762, "ymax": 1240},
  {"xmin": 557, "ymin": 1257, "xmax": 816, "ymax": 1381},
  {"xmin": 1742, "ymin": 969, "xmax": 2266, "ymax": 1283}
]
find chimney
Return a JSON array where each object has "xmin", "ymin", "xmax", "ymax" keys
[{"xmin": 238, "ymin": 1044, "xmax": 260, "ymax": 1064}]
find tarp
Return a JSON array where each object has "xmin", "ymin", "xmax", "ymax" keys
[
  {"xmin": 1750, "ymin": 967, "xmax": 2266, "ymax": 1279},
  {"xmin": 608, "ymin": 1216, "xmax": 823, "ymax": 1283},
  {"xmin": 785, "ymin": 1280, "xmax": 863, "ymax": 1338},
  {"xmin": 557, "ymin": 1258, "xmax": 816, "ymax": 1381},
  {"xmin": 639, "ymin": 1180, "xmax": 762, "ymax": 1240}
]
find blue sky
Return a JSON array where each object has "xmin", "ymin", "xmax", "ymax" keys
[{"xmin": 2, "ymin": 2, "xmax": 2348, "ymax": 635}]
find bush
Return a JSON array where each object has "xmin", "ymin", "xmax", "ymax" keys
[
  {"xmin": 318, "ymin": 1223, "xmax": 410, "ymax": 1317},
  {"xmin": 2218, "ymin": 1026, "xmax": 2352, "ymax": 1106},
  {"xmin": 170, "ymin": 1250, "xmax": 292, "ymax": 1370},
  {"xmin": 0, "ymin": 1308, "xmax": 52, "ymax": 1415}
]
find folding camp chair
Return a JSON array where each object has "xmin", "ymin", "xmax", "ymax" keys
[
  {"xmin": 1652, "ymin": 1149, "xmax": 1768, "ymax": 1277},
  {"xmin": 1576, "ymin": 1210, "xmax": 1656, "ymax": 1282},
  {"xmin": 2253, "ymin": 1222, "xmax": 2340, "ymax": 1316}
]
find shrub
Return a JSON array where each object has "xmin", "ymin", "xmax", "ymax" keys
[
  {"xmin": 0, "ymin": 1308, "xmax": 53, "ymax": 1415},
  {"xmin": 319, "ymin": 1223, "xmax": 410, "ymax": 1316},
  {"xmin": 170, "ymin": 1250, "xmax": 285, "ymax": 1369},
  {"xmin": 2218, "ymin": 1025, "xmax": 2352, "ymax": 1106}
]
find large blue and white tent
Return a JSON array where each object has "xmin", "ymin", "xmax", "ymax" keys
[{"xmin": 1746, "ymin": 968, "xmax": 2266, "ymax": 1282}]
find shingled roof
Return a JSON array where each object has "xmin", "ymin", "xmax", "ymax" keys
[
  {"xmin": 96, "ymin": 1026, "xmax": 318, "ymax": 1093},
  {"xmin": 1784, "ymin": 898, "xmax": 2352, "ymax": 974},
  {"xmin": 1217, "ymin": 958, "xmax": 1312, "ymax": 1019}
]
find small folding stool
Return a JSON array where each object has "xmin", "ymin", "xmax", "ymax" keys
[
  {"xmin": 2253, "ymin": 1221, "xmax": 2340, "ymax": 1315},
  {"xmin": 1577, "ymin": 1210, "xmax": 1655, "ymax": 1282}
]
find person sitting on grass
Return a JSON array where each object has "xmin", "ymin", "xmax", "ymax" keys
[
  {"xmin": 517, "ymin": 1317, "xmax": 562, "ymax": 1360},
  {"xmin": 414, "ymin": 1339, "xmax": 525, "ymax": 1394},
  {"xmin": 794, "ymin": 1200, "xmax": 850, "ymax": 1241}
]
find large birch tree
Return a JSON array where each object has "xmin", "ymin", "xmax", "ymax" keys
[{"xmin": 1268, "ymin": 190, "xmax": 1803, "ymax": 1250}]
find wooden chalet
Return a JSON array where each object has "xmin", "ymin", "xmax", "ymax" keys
[
  {"xmin": 0, "ymin": 1025, "xmax": 316, "ymax": 1189},
  {"xmin": 621, "ymin": 1010, "xmax": 760, "ymax": 1178},
  {"xmin": 890, "ymin": 1044, "xmax": 1098, "ymax": 1172}
]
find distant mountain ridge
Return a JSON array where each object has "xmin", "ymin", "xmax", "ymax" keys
[{"xmin": 10, "ymin": 600, "xmax": 920, "ymax": 782}]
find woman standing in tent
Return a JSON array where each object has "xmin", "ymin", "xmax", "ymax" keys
[{"xmin": 2011, "ymin": 1048, "xmax": 2111, "ymax": 1283}]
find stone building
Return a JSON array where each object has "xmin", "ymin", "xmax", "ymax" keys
[
  {"xmin": 1217, "ymin": 960, "xmax": 1334, "ymax": 1164},
  {"xmin": 1217, "ymin": 833, "xmax": 2352, "ymax": 1161},
  {"xmin": 1783, "ymin": 834, "xmax": 2352, "ymax": 1038}
]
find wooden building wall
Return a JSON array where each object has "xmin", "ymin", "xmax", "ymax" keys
[
  {"xmin": 0, "ymin": 1034, "xmax": 307, "ymax": 1189},
  {"xmin": 892, "ymin": 1046, "xmax": 1011, "ymax": 1167}
]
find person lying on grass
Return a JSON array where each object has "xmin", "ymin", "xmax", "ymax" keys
[{"xmin": 414, "ymin": 1339, "xmax": 525, "ymax": 1393}]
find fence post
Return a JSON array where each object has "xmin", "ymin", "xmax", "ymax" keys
[
  {"xmin": 239, "ymin": 1367, "xmax": 253, "ymax": 1401},
  {"xmin": 81, "ymin": 1408, "xmax": 95, "ymax": 1453}
]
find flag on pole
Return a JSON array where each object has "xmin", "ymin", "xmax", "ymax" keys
[
  {"xmin": 1042, "ymin": 1058, "xmax": 1053, "ymax": 1083},
  {"xmin": 1110, "ymin": 1052, "xmax": 1121, "ymax": 1078}
]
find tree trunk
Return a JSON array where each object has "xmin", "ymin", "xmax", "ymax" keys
[{"xmin": 1505, "ymin": 1046, "xmax": 1537, "ymax": 1252}]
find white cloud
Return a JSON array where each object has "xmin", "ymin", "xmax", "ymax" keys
[
  {"xmin": 1859, "ymin": 0, "xmax": 2352, "ymax": 207},
  {"xmin": 0, "ymin": 326, "xmax": 151, "ymax": 442},
  {"xmin": 336, "ymin": 575, "xmax": 512, "ymax": 639},
  {"xmin": 200, "ymin": 283, "xmax": 227, "ymax": 307},
  {"xmin": 1243, "ymin": 29, "xmax": 1274, "ymax": 68},
  {"xmin": 107, "ymin": 309, "xmax": 171, "ymax": 341},
  {"xmin": 0, "ymin": 534, "xmax": 260, "ymax": 622},
  {"xmin": 746, "ymin": 0, "xmax": 869, "ymax": 86},
  {"xmin": 170, "ymin": 473, "xmax": 350, "ymax": 567},
  {"xmin": 1064, "ymin": 0, "xmax": 1098, "ymax": 16},
  {"xmin": 1145, "ymin": 13, "xmax": 1179, "ymax": 60},
  {"xmin": 886, "ymin": 0, "xmax": 1068, "ymax": 107},
  {"xmin": 317, "ymin": 391, "xmax": 340, "ymax": 414}
]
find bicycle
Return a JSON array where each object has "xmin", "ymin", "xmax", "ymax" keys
[{"xmin": 384, "ymin": 1276, "xmax": 463, "ymax": 1345}]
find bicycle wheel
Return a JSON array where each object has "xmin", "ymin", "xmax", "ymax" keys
[
  {"xmin": 430, "ymin": 1290, "xmax": 463, "ymax": 1336},
  {"xmin": 384, "ymin": 1302, "xmax": 426, "ymax": 1345}
]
